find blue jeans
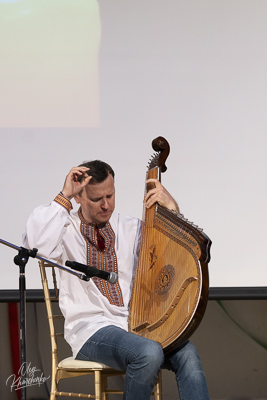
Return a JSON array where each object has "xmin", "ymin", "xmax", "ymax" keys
[{"xmin": 76, "ymin": 325, "xmax": 209, "ymax": 400}]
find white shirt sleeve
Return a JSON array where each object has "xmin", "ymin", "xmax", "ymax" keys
[{"xmin": 22, "ymin": 200, "xmax": 72, "ymax": 262}]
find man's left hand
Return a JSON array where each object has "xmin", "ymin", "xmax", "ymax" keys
[{"xmin": 144, "ymin": 179, "xmax": 179, "ymax": 212}]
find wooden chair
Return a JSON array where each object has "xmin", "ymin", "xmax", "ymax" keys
[{"xmin": 39, "ymin": 260, "xmax": 162, "ymax": 400}]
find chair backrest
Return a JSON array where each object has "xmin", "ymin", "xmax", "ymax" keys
[{"xmin": 39, "ymin": 260, "xmax": 64, "ymax": 374}]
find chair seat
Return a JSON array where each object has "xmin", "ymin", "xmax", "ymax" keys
[{"xmin": 58, "ymin": 356, "xmax": 120, "ymax": 371}]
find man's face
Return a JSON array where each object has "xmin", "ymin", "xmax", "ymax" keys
[{"xmin": 74, "ymin": 173, "xmax": 115, "ymax": 226}]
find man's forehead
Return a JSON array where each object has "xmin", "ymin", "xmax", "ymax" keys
[{"xmin": 84, "ymin": 175, "xmax": 115, "ymax": 196}]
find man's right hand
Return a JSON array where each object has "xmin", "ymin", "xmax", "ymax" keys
[{"xmin": 61, "ymin": 167, "xmax": 91, "ymax": 199}]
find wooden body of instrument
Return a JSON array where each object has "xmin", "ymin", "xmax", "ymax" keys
[{"xmin": 128, "ymin": 137, "xmax": 211, "ymax": 353}]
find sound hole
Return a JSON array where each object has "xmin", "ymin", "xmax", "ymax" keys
[{"xmin": 155, "ymin": 265, "xmax": 175, "ymax": 295}]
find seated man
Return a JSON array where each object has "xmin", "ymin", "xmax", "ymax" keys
[{"xmin": 23, "ymin": 160, "xmax": 209, "ymax": 400}]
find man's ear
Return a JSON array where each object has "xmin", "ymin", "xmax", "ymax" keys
[{"xmin": 74, "ymin": 194, "xmax": 80, "ymax": 204}]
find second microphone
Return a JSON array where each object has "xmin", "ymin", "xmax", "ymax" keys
[{"xmin": 65, "ymin": 260, "xmax": 118, "ymax": 284}]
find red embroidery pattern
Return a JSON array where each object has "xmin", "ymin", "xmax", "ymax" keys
[
  {"xmin": 78, "ymin": 209, "xmax": 124, "ymax": 307},
  {"xmin": 54, "ymin": 193, "xmax": 73, "ymax": 214}
]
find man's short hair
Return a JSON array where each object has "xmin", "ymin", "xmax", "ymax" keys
[{"xmin": 78, "ymin": 160, "xmax": 115, "ymax": 184}]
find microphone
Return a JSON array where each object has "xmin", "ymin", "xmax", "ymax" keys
[{"xmin": 65, "ymin": 260, "xmax": 118, "ymax": 284}]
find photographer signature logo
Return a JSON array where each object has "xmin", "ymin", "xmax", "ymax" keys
[{"xmin": 6, "ymin": 362, "xmax": 50, "ymax": 391}]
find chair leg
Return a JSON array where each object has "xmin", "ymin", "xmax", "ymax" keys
[
  {"xmin": 154, "ymin": 371, "xmax": 162, "ymax": 400},
  {"xmin": 95, "ymin": 370, "xmax": 102, "ymax": 400},
  {"xmin": 50, "ymin": 390, "xmax": 56, "ymax": 400},
  {"xmin": 50, "ymin": 372, "xmax": 58, "ymax": 400}
]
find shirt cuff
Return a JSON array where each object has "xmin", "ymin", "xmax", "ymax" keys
[{"xmin": 54, "ymin": 193, "xmax": 73, "ymax": 214}]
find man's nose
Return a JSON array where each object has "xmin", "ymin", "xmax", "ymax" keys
[{"xmin": 101, "ymin": 198, "xmax": 108, "ymax": 208}]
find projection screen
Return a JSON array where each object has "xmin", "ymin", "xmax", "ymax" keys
[{"xmin": 0, "ymin": 0, "xmax": 266, "ymax": 290}]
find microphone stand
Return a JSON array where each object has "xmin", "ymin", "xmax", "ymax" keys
[
  {"xmin": 14, "ymin": 246, "xmax": 38, "ymax": 400},
  {"xmin": 0, "ymin": 238, "xmax": 88, "ymax": 400}
]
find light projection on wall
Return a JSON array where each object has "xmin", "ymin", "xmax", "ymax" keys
[{"xmin": 0, "ymin": 0, "xmax": 100, "ymax": 127}]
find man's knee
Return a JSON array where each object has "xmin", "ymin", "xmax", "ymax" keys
[{"xmin": 134, "ymin": 338, "xmax": 164, "ymax": 369}]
